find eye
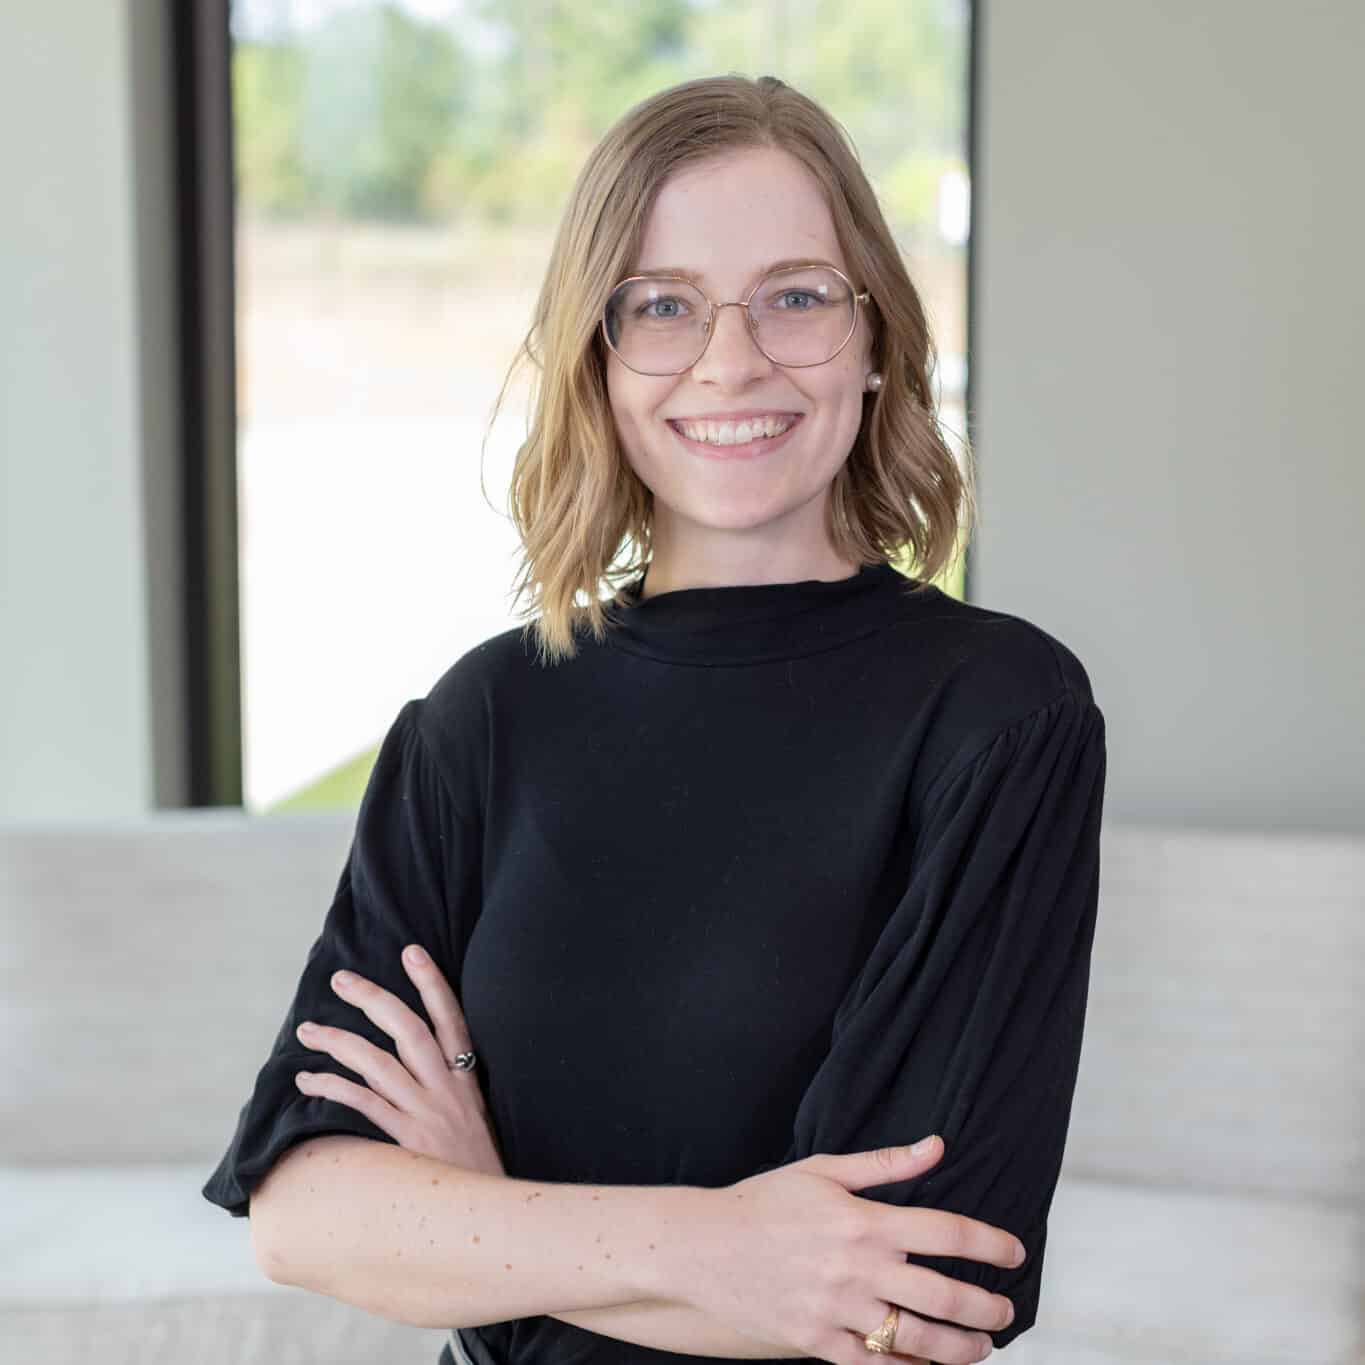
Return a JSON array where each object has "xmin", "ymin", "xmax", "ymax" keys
[
  {"xmin": 637, "ymin": 295, "xmax": 691, "ymax": 320},
  {"xmin": 775, "ymin": 290, "xmax": 822, "ymax": 310}
]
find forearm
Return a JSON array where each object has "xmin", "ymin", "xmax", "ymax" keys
[
  {"xmin": 549, "ymin": 1301, "xmax": 808, "ymax": 1359},
  {"xmin": 249, "ymin": 1134, "xmax": 711, "ymax": 1330}
]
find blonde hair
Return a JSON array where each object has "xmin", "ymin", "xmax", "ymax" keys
[{"xmin": 489, "ymin": 73, "xmax": 977, "ymax": 665}]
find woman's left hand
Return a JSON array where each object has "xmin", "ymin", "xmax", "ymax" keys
[{"xmin": 292, "ymin": 944, "xmax": 505, "ymax": 1177}]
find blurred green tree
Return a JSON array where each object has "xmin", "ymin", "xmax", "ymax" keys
[
  {"xmin": 232, "ymin": 0, "xmax": 968, "ymax": 233},
  {"xmin": 299, "ymin": 4, "xmax": 469, "ymax": 220},
  {"xmin": 233, "ymin": 38, "xmax": 309, "ymax": 214}
]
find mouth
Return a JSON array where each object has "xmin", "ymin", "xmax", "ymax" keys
[{"xmin": 666, "ymin": 413, "xmax": 804, "ymax": 459}]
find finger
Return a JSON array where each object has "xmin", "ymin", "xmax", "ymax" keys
[
  {"xmin": 897, "ymin": 1206, "xmax": 1026, "ymax": 1271},
  {"xmin": 401, "ymin": 944, "xmax": 476, "ymax": 1072},
  {"xmin": 837, "ymin": 1332, "xmax": 929, "ymax": 1365},
  {"xmin": 294, "ymin": 1066, "xmax": 408, "ymax": 1142},
  {"xmin": 855, "ymin": 1306, "xmax": 993, "ymax": 1365},
  {"xmin": 296, "ymin": 1020, "xmax": 426, "ymax": 1111},
  {"xmin": 876, "ymin": 1261, "xmax": 1016, "ymax": 1335},
  {"xmin": 328, "ymin": 968, "xmax": 451, "ymax": 1090}
]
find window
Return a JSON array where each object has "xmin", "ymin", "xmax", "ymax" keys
[{"xmin": 225, "ymin": 0, "xmax": 973, "ymax": 811}]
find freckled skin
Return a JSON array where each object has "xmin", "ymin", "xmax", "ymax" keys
[{"xmin": 258, "ymin": 1148, "xmax": 707, "ymax": 1334}]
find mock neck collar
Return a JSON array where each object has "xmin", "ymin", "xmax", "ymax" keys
[{"xmin": 601, "ymin": 560, "xmax": 926, "ymax": 666}]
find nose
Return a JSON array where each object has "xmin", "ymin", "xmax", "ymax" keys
[{"xmin": 690, "ymin": 301, "xmax": 772, "ymax": 386}]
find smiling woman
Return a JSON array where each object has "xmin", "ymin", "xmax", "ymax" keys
[
  {"xmin": 492, "ymin": 73, "xmax": 973, "ymax": 653},
  {"xmin": 203, "ymin": 73, "xmax": 1105, "ymax": 1365}
]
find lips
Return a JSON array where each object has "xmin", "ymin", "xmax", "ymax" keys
[
  {"xmin": 667, "ymin": 413, "xmax": 802, "ymax": 446},
  {"xmin": 666, "ymin": 412, "xmax": 805, "ymax": 459}
]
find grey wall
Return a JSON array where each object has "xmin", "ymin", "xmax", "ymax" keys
[
  {"xmin": 971, "ymin": 1, "xmax": 1364, "ymax": 834},
  {"xmin": 0, "ymin": 0, "xmax": 185, "ymax": 819}
]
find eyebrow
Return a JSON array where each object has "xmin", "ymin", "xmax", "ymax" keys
[{"xmin": 630, "ymin": 257, "xmax": 843, "ymax": 285}]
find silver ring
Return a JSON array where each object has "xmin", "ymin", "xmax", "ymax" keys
[{"xmin": 448, "ymin": 1050, "xmax": 478, "ymax": 1072}]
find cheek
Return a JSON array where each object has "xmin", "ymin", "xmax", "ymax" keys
[
  {"xmin": 605, "ymin": 365, "xmax": 631, "ymax": 436},
  {"xmin": 606, "ymin": 366, "xmax": 667, "ymax": 450},
  {"xmin": 805, "ymin": 368, "xmax": 870, "ymax": 472},
  {"xmin": 816, "ymin": 360, "xmax": 868, "ymax": 432}
]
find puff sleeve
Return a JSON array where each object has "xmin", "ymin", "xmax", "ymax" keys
[
  {"xmin": 756, "ymin": 687, "xmax": 1106, "ymax": 1348},
  {"xmin": 201, "ymin": 697, "xmax": 482, "ymax": 1218}
]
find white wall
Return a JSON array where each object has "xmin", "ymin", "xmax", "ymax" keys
[
  {"xmin": 972, "ymin": 0, "xmax": 1364, "ymax": 834},
  {"xmin": 0, "ymin": 0, "xmax": 184, "ymax": 819}
]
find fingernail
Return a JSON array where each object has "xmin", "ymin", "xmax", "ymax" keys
[
  {"xmin": 1012, "ymin": 1241, "xmax": 1026, "ymax": 1266},
  {"xmin": 405, "ymin": 945, "xmax": 427, "ymax": 966},
  {"xmin": 333, "ymin": 971, "xmax": 352, "ymax": 988},
  {"xmin": 910, "ymin": 1135, "xmax": 938, "ymax": 1154}
]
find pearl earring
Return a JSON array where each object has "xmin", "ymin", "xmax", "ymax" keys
[{"xmin": 865, "ymin": 371, "xmax": 883, "ymax": 392}]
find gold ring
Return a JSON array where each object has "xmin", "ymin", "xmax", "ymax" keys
[{"xmin": 863, "ymin": 1305, "xmax": 899, "ymax": 1353}]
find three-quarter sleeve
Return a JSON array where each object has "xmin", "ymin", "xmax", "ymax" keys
[
  {"xmin": 202, "ymin": 697, "xmax": 482, "ymax": 1219},
  {"xmin": 756, "ymin": 687, "xmax": 1106, "ymax": 1348}
]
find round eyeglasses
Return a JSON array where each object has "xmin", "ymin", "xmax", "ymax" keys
[{"xmin": 601, "ymin": 263, "xmax": 871, "ymax": 376}]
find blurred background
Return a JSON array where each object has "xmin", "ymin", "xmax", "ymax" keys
[{"xmin": 2, "ymin": 2, "xmax": 1362, "ymax": 1363}]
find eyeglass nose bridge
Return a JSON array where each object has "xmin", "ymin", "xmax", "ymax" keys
[{"xmin": 694, "ymin": 298, "xmax": 766, "ymax": 366}]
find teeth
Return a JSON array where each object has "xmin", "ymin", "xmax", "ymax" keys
[{"xmin": 675, "ymin": 415, "xmax": 796, "ymax": 445}]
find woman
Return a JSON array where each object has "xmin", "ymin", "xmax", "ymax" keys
[{"xmin": 203, "ymin": 75, "xmax": 1106, "ymax": 1365}]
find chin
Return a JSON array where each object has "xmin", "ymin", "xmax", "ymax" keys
[{"xmin": 671, "ymin": 487, "xmax": 814, "ymax": 533}]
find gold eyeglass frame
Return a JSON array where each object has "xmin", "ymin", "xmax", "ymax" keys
[{"xmin": 600, "ymin": 262, "xmax": 872, "ymax": 376}]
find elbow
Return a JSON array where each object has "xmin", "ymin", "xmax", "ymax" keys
[
  {"xmin": 246, "ymin": 1146, "xmax": 320, "ymax": 1288},
  {"xmin": 247, "ymin": 1186, "xmax": 297, "ymax": 1286},
  {"xmin": 246, "ymin": 1167, "xmax": 440, "ymax": 1331},
  {"xmin": 243, "ymin": 1136, "xmax": 335, "ymax": 1287}
]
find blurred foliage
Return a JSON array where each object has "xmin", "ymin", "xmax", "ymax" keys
[{"xmin": 232, "ymin": 0, "xmax": 968, "ymax": 233}]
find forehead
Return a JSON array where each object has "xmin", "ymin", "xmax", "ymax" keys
[{"xmin": 631, "ymin": 146, "xmax": 846, "ymax": 286}]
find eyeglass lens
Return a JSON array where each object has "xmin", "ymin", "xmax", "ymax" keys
[{"xmin": 603, "ymin": 266, "xmax": 856, "ymax": 374}]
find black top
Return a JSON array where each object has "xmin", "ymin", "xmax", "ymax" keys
[{"xmin": 202, "ymin": 561, "xmax": 1107, "ymax": 1362}]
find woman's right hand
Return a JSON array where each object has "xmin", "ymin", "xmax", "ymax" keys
[{"xmin": 688, "ymin": 1136, "xmax": 1022, "ymax": 1365}]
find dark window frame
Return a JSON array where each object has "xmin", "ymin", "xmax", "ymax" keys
[{"xmin": 171, "ymin": 0, "xmax": 242, "ymax": 806}]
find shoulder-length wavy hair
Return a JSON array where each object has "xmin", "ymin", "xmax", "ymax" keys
[{"xmin": 488, "ymin": 73, "xmax": 977, "ymax": 665}]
